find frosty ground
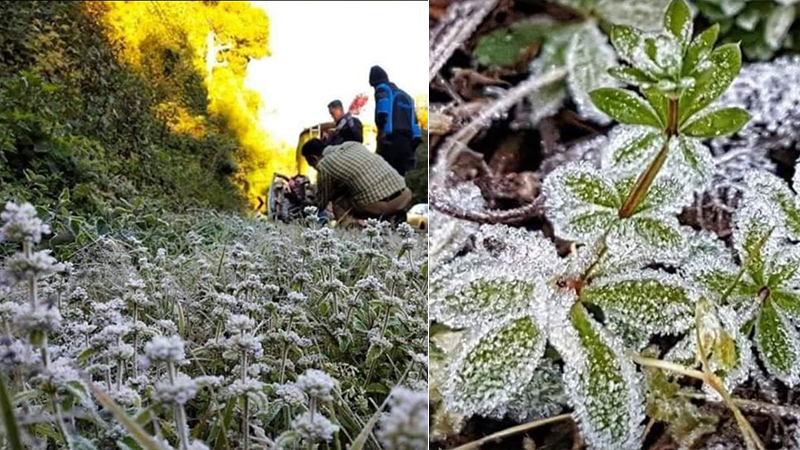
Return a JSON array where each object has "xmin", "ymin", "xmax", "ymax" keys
[{"xmin": 0, "ymin": 205, "xmax": 427, "ymax": 450}]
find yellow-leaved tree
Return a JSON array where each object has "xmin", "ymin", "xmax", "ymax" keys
[{"xmin": 90, "ymin": 1, "xmax": 294, "ymax": 208}]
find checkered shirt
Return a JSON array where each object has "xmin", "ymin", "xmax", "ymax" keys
[{"xmin": 316, "ymin": 141, "xmax": 406, "ymax": 208}]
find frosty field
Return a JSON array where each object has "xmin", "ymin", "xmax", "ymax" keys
[{"xmin": 0, "ymin": 204, "xmax": 428, "ymax": 450}]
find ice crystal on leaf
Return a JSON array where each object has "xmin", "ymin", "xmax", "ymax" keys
[
  {"xmin": 743, "ymin": 167, "xmax": 800, "ymax": 242},
  {"xmin": 580, "ymin": 270, "xmax": 696, "ymax": 335},
  {"xmin": 433, "ymin": 224, "xmax": 693, "ymax": 448},
  {"xmin": 544, "ymin": 162, "xmax": 687, "ymax": 256},
  {"xmin": 554, "ymin": 305, "xmax": 645, "ymax": 450},
  {"xmin": 445, "ymin": 314, "xmax": 547, "ymax": 416},
  {"xmin": 566, "ymin": 20, "xmax": 619, "ymax": 123},
  {"xmin": 429, "ymin": 210, "xmax": 477, "ymax": 269},
  {"xmin": 685, "ymin": 196, "xmax": 800, "ymax": 386},
  {"xmin": 489, "ymin": 360, "xmax": 566, "ymax": 422}
]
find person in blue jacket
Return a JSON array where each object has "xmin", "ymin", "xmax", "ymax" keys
[{"xmin": 369, "ymin": 65, "xmax": 422, "ymax": 176}]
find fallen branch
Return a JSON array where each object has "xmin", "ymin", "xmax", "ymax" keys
[
  {"xmin": 431, "ymin": 194, "xmax": 544, "ymax": 224},
  {"xmin": 433, "ymin": 68, "xmax": 569, "ymax": 186},
  {"xmin": 429, "ymin": 0, "xmax": 499, "ymax": 83}
]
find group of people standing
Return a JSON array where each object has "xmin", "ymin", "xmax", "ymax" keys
[{"xmin": 301, "ymin": 65, "xmax": 423, "ymax": 224}]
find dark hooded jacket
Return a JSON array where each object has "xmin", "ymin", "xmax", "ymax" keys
[{"xmin": 369, "ymin": 65, "xmax": 422, "ymax": 141}]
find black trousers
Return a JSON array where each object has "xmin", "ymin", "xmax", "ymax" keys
[{"xmin": 376, "ymin": 134, "xmax": 414, "ymax": 176}]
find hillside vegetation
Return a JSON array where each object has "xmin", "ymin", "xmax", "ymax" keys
[{"xmin": 0, "ymin": 1, "xmax": 278, "ymax": 218}]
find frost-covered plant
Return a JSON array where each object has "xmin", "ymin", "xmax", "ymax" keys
[
  {"xmin": 431, "ymin": 1, "xmax": 780, "ymax": 449},
  {"xmin": 1, "ymin": 201, "xmax": 427, "ymax": 449},
  {"xmin": 376, "ymin": 386, "xmax": 428, "ymax": 450},
  {"xmin": 695, "ymin": 0, "xmax": 798, "ymax": 61},
  {"xmin": 474, "ymin": 0, "xmax": 679, "ymax": 125}
]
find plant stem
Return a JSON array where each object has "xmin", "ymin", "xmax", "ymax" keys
[
  {"xmin": 450, "ymin": 413, "xmax": 573, "ymax": 450},
  {"xmin": 633, "ymin": 355, "xmax": 765, "ymax": 450},
  {"xmin": 666, "ymin": 96, "xmax": 679, "ymax": 136},
  {"xmin": 279, "ymin": 343, "xmax": 287, "ymax": 383},
  {"xmin": 618, "ymin": 141, "xmax": 670, "ymax": 218},
  {"xmin": 618, "ymin": 98, "xmax": 679, "ymax": 218},
  {"xmin": 632, "ymin": 355, "xmax": 706, "ymax": 382},
  {"xmin": 168, "ymin": 362, "xmax": 190, "ymax": 450},
  {"xmin": 242, "ymin": 351, "xmax": 250, "ymax": 450},
  {"xmin": 133, "ymin": 305, "xmax": 139, "ymax": 378}
]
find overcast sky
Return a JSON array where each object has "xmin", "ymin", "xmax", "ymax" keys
[{"xmin": 246, "ymin": 1, "xmax": 428, "ymax": 145}]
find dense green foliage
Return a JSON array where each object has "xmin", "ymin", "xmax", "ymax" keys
[
  {"xmin": 0, "ymin": 1, "xmax": 247, "ymax": 216},
  {"xmin": 406, "ymin": 143, "xmax": 429, "ymax": 206}
]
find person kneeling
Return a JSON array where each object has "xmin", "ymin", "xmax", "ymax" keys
[{"xmin": 301, "ymin": 138, "xmax": 411, "ymax": 225}]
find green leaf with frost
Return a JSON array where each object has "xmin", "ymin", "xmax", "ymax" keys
[
  {"xmin": 474, "ymin": 17, "xmax": 563, "ymax": 67},
  {"xmin": 563, "ymin": 305, "xmax": 644, "ymax": 450},
  {"xmin": 493, "ymin": 360, "xmax": 566, "ymax": 422},
  {"xmin": 446, "ymin": 316, "xmax": 547, "ymax": 416},
  {"xmin": 644, "ymin": 34, "xmax": 684, "ymax": 79},
  {"xmin": 545, "ymin": 163, "xmax": 684, "ymax": 251},
  {"xmin": 678, "ymin": 43, "xmax": 742, "ymax": 124},
  {"xmin": 595, "ymin": 0, "xmax": 672, "ymax": 31},
  {"xmin": 664, "ymin": 0, "xmax": 693, "ymax": 47},
  {"xmin": 626, "ymin": 215, "xmax": 684, "ymax": 250},
  {"xmin": 632, "ymin": 174, "xmax": 687, "ymax": 214},
  {"xmin": 606, "ymin": 317, "xmax": 652, "ymax": 351},
  {"xmin": 531, "ymin": 23, "xmax": 582, "ymax": 75},
  {"xmin": 590, "ymin": 87, "xmax": 663, "ymax": 127},
  {"xmin": 529, "ymin": 78, "xmax": 568, "ymax": 125},
  {"xmin": 772, "ymin": 290, "xmax": 800, "ymax": 318},
  {"xmin": 743, "ymin": 170, "xmax": 800, "ymax": 241},
  {"xmin": 682, "ymin": 24, "xmax": 720, "ymax": 76},
  {"xmin": 735, "ymin": 206, "xmax": 777, "ymax": 284},
  {"xmin": 680, "ymin": 107, "xmax": 750, "ymax": 138},
  {"xmin": 610, "ymin": 25, "xmax": 644, "ymax": 64},
  {"xmin": 669, "ymin": 135, "xmax": 714, "ymax": 189},
  {"xmin": 609, "ymin": 66, "xmax": 655, "ymax": 86},
  {"xmin": 559, "ymin": 166, "xmax": 621, "ymax": 208},
  {"xmin": 756, "ymin": 300, "xmax": 800, "ymax": 386},
  {"xmin": 602, "ymin": 125, "xmax": 667, "ymax": 174},
  {"xmin": 566, "ymin": 21, "xmax": 619, "ymax": 123},
  {"xmin": 642, "ymin": 86, "xmax": 670, "ymax": 125},
  {"xmin": 581, "ymin": 272, "xmax": 695, "ymax": 334},
  {"xmin": 568, "ymin": 209, "xmax": 619, "ymax": 236},
  {"xmin": 689, "ymin": 260, "xmax": 747, "ymax": 300},
  {"xmin": 431, "ymin": 276, "xmax": 539, "ymax": 329},
  {"xmin": 527, "ymin": 23, "xmax": 581, "ymax": 124}
]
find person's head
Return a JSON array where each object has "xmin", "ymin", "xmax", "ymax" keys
[
  {"xmin": 301, "ymin": 138, "xmax": 327, "ymax": 168},
  {"xmin": 327, "ymin": 100, "xmax": 344, "ymax": 122},
  {"xmin": 369, "ymin": 65, "xmax": 389, "ymax": 87}
]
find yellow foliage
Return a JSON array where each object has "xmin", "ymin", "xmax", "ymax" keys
[
  {"xmin": 153, "ymin": 102, "xmax": 207, "ymax": 139},
  {"xmin": 88, "ymin": 1, "xmax": 295, "ymax": 208},
  {"xmin": 415, "ymin": 94, "xmax": 429, "ymax": 132}
]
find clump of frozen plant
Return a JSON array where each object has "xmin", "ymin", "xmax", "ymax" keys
[
  {"xmin": 0, "ymin": 198, "xmax": 426, "ymax": 449},
  {"xmin": 376, "ymin": 387, "xmax": 428, "ymax": 450},
  {"xmin": 431, "ymin": 1, "xmax": 785, "ymax": 449},
  {"xmin": 280, "ymin": 369, "xmax": 340, "ymax": 446}
]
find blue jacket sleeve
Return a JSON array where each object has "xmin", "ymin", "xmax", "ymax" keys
[{"xmin": 374, "ymin": 85, "xmax": 391, "ymax": 133}]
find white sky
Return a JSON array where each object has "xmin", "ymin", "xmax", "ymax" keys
[{"xmin": 246, "ymin": 1, "xmax": 428, "ymax": 145}]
